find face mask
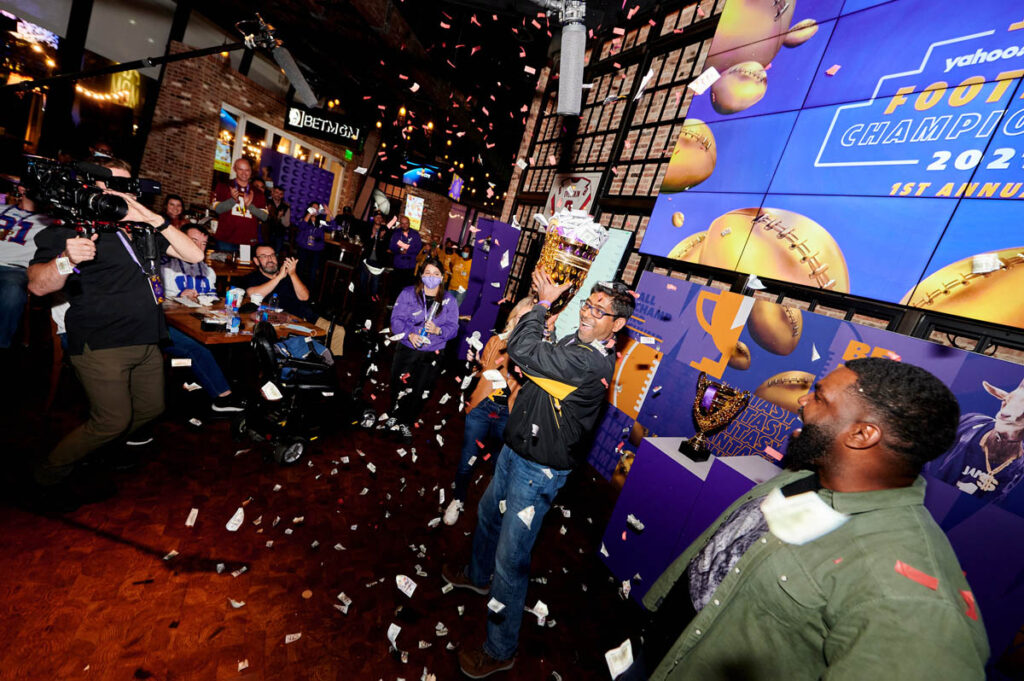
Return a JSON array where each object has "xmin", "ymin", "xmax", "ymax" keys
[
  {"xmin": 461, "ymin": 251, "xmax": 470, "ymax": 259},
  {"xmin": 421, "ymin": 275, "xmax": 442, "ymax": 289}
]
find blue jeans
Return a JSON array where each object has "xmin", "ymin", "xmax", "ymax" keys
[
  {"xmin": 468, "ymin": 445, "xmax": 571, "ymax": 660},
  {"xmin": 455, "ymin": 398, "xmax": 509, "ymax": 502},
  {"xmin": 0, "ymin": 265, "xmax": 28, "ymax": 349},
  {"xmin": 165, "ymin": 327, "xmax": 232, "ymax": 397}
]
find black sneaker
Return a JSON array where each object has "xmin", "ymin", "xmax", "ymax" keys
[
  {"xmin": 212, "ymin": 394, "xmax": 245, "ymax": 413},
  {"xmin": 442, "ymin": 563, "xmax": 489, "ymax": 595}
]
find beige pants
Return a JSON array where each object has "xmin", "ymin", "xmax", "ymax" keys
[{"xmin": 35, "ymin": 343, "xmax": 164, "ymax": 485}]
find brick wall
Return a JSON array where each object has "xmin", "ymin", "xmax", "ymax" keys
[
  {"xmin": 404, "ymin": 185, "xmax": 452, "ymax": 247},
  {"xmin": 140, "ymin": 41, "xmax": 373, "ymax": 211}
]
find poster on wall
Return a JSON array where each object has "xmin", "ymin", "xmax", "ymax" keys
[
  {"xmin": 553, "ymin": 228, "xmax": 631, "ymax": 340},
  {"xmin": 404, "ymin": 195, "xmax": 425, "ymax": 232},
  {"xmin": 641, "ymin": 0, "xmax": 1024, "ymax": 329},
  {"xmin": 544, "ymin": 171, "xmax": 602, "ymax": 217}
]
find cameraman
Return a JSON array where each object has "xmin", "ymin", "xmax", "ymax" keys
[{"xmin": 27, "ymin": 157, "xmax": 203, "ymax": 509}]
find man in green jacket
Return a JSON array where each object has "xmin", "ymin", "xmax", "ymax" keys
[{"xmin": 636, "ymin": 357, "xmax": 989, "ymax": 681}]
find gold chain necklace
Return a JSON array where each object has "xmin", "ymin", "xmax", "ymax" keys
[{"xmin": 978, "ymin": 431, "xmax": 1023, "ymax": 492}]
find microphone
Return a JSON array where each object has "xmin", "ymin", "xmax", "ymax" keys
[{"xmin": 271, "ymin": 46, "xmax": 318, "ymax": 107}]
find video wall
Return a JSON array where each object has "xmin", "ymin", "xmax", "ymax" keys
[{"xmin": 640, "ymin": 0, "xmax": 1024, "ymax": 329}]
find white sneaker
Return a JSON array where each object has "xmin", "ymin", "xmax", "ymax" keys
[{"xmin": 443, "ymin": 499, "xmax": 464, "ymax": 526}]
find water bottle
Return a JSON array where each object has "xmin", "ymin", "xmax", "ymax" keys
[
  {"xmin": 268, "ymin": 293, "xmax": 280, "ymax": 310},
  {"xmin": 229, "ymin": 316, "xmax": 241, "ymax": 334}
]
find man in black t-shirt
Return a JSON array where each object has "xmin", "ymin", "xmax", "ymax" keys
[
  {"xmin": 27, "ymin": 158, "xmax": 204, "ymax": 507},
  {"xmin": 241, "ymin": 244, "xmax": 313, "ymax": 321}
]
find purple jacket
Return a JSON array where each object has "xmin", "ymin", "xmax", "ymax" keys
[
  {"xmin": 296, "ymin": 218, "xmax": 326, "ymax": 252},
  {"xmin": 389, "ymin": 228, "xmax": 422, "ymax": 270},
  {"xmin": 390, "ymin": 286, "xmax": 459, "ymax": 352}
]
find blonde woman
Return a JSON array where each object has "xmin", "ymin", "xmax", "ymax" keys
[{"xmin": 444, "ymin": 297, "xmax": 535, "ymax": 525}]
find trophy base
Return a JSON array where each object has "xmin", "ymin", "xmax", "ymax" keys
[{"xmin": 678, "ymin": 435, "xmax": 711, "ymax": 463}]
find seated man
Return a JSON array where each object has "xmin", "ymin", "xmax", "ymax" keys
[
  {"xmin": 160, "ymin": 225, "xmax": 242, "ymax": 413},
  {"xmin": 241, "ymin": 244, "xmax": 313, "ymax": 321}
]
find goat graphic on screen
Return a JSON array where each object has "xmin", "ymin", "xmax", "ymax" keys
[{"xmin": 930, "ymin": 379, "xmax": 1024, "ymax": 502}]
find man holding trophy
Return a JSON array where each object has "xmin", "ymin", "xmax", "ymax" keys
[{"xmin": 444, "ymin": 210, "xmax": 636, "ymax": 678}]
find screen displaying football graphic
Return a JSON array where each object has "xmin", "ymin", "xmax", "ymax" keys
[
  {"xmin": 704, "ymin": 0, "xmax": 796, "ymax": 75},
  {"xmin": 902, "ymin": 248, "xmax": 1024, "ymax": 328},
  {"xmin": 669, "ymin": 207, "xmax": 850, "ymax": 293},
  {"xmin": 661, "ymin": 119, "xmax": 717, "ymax": 193}
]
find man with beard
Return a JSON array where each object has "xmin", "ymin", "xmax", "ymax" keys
[
  {"xmin": 631, "ymin": 358, "xmax": 988, "ymax": 681},
  {"xmin": 241, "ymin": 244, "xmax": 312, "ymax": 321}
]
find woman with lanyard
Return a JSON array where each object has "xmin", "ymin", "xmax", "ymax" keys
[
  {"xmin": 443, "ymin": 297, "xmax": 533, "ymax": 526},
  {"xmin": 295, "ymin": 201, "xmax": 327, "ymax": 291},
  {"xmin": 384, "ymin": 257, "xmax": 458, "ymax": 443}
]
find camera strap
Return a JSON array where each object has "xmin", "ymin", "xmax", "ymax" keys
[{"xmin": 116, "ymin": 229, "xmax": 163, "ymax": 305}]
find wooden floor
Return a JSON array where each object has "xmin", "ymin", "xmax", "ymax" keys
[{"xmin": 0, "ymin": 343, "xmax": 642, "ymax": 681}]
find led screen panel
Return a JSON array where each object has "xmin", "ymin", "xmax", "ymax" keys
[{"xmin": 641, "ymin": 0, "xmax": 1024, "ymax": 328}]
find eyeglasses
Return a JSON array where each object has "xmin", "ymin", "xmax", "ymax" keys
[{"xmin": 582, "ymin": 300, "xmax": 614, "ymax": 319}]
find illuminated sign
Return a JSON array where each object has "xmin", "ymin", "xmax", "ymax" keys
[
  {"xmin": 642, "ymin": 0, "xmax": 1024, "ymax": 329},
  {"xmin": 405, "ymin": 195, "xmax": 425, "ymax": 232},
  {"xmin": 284, "ymin": 105, "xmax": 364, "ymax": 150}
]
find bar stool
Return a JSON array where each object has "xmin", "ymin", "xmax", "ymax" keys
[{"xmin": 319, "ymin": 260, "xmax": 356, "ymax": 310}]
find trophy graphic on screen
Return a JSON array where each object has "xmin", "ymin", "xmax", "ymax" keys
[
  {"xmin": 680, "ymin": 372, "xmax": 751, "ymax": 462},
  {"xmin": 535, "ymin": 209, "xmax": 609, "ymax": 312}
]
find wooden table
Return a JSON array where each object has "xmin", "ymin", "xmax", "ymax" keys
[{"xmin": 163, "ymin": 301, "xmax": 325, "ymax": 345}]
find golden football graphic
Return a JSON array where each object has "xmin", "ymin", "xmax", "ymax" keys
[
  {"xmin": 902, "ymin": 248, "xmax": 1024, "ymax": 328},
  {"xmin": 783, "ymin": 18, "xmax": 819, "ymax": 47},
  {"xmin": 667, "ymin": 231, "xmax": 706, "ymax": 262},
  {"xmin": 755, "ymin": 370, "xmax": 815, "ymax": 413},
  {"xmin": 728, "ymin": 341, "xmax": 752, "ymax": 370},
  {"xmin": 706, "ymin": 0, "xmax": 796, "ymax": 73},
  {"xmin": 711, "ymin": 61, "xmax": 768, "ymax": 114},
  {"xmin": 672, "ymin": 211, "xmax": 685, "ymax": 228},
  {"xmin": 661, "ymin": 119, "xmax": 717, "ymax": 193},
  {"xmin": 747, "ymin": 300, "xmax": 803, "ymax": 356},
  {"xmin": 699, "ymin": 207, "xmax": 850, "ymax": 293}
]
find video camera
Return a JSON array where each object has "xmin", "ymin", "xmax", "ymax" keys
[{"xmin": 21, "ymin": 156, "xmax": 161, "ymax": 222}]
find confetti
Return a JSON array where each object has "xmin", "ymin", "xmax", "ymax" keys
[
  {"xmin": 225, "ymin": 507, "xmax": 244, "ymax": 532},
  {"xmin": 185, "ymin": 508, "xmax": 199, "ymax": 527},
  {"xmin": 517, "ymin": 505, "xmax": 536, "ymax": 529},
  {"xmin": 487, "ymin": 597, "xmax": 506, "ymax": 613},
  {"xmin": 826, "ymin": 64, "xmax": 841, "ymax": 76},
  {"xmin": 894, "ymin": 560, "xmax": 938, "ymax": 590},
  {"xmin": 396, "ymin": 574, "xmax": 418, "ymax": 597},
  {"xmin": 605, "ymin": 639, "xmax": 634, "ymax": 678},
  {"xmin": 285, "ymin": 633, "xmax": 302, "ymax": 644}
]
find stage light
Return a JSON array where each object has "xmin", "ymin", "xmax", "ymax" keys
[
  {"xmin": 376, "ymin": 121, "xmax": 382, "ymax": 128},
  {"xmin": 398, "ymin": 106, "xmax": 407, "ymax": 117}
]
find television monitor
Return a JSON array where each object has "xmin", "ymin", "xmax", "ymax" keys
[{"xmin": 641, "ymin": 0, "xmax": 1024, "ymax": 329}]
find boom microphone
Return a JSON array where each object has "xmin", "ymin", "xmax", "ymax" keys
[{"xmin": 271, "ymin": 46, "xmax": 318, "ymax": 108}]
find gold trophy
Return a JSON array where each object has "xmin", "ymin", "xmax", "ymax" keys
[
  {"xmin": 679, "ymin": 372, "xmax": 751, "ymax": 462},
  {"xmin": 534, "ymin": 209, "xmax": 608, "ymax": 312}
]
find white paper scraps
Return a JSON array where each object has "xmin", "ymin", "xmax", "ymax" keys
[
  {"xmin": 458, "ymin": 605, "xmax": 465, "ymax": 616},
  {"xmin": 231, "ymin": 566, "xmax": 247, "ymax": 578},
  {"xmin": 972, "ymin": 252, "xmax": 1002, "ymax": 273},
  {"xmin": 354, "ymin": 166, "xmax": 368, "ymax": 175},
  {"xmin": 436, "ymin": 622, "xmax": 449, "ymax": 637},
  {"xmin": 518, "ymin": 506, "xmax": 536, "ymax": 529},
  {"xmin": 439, "ymin": 488, "xmax": 446, "ymax": 506},
  {"xmin": 367, "ymin": 462, "xmax": 377, "ymax": 474},
  {"xmin": 170, "ymin": 358, "xmax": 192, "ymax": 368},
  {"xmin": 182, "ymin": 381, "xmax": 201, "ymax": 391},
  {"xmin": 397, "ymin": 448, "xmax": 408, "ymax": 458},
  {"xmin": 441, "ymin": 582, "xmax": 454, "ymax": 594},
  {"xmin": 334, "ymin": 543, "xmax": 347, "ymax": 551},
  {"xmin": 487, "ymin": 597, "xmax": 506, "ymax": 613},
  {"xmin": 561, "ymin": 508, "xmax": 571, "ymax": 519},
  {"xmin": 498, "ymin": 499, "xmax": 507, "ymax": 514},
  {"xmin": 389, "ymin": 333, "xmax": 407, "ymax": 342},
  {"xmin": 387, "ymin": 623, "xmax": 402, "ymax": 647},
  {"xmin": 745, "ymin": 273, "xmax": 766, "ymax": 290},
  {"xmin": 396, "ymin": 574, "xmax": 418, "ymax": 598},
  {"xmin": 559, "ymin": 525, "xmax": 567, "ymax": 535},
  {"xmin": 621, "ymin": 579, "xmax": 632, "ymax": 599},
  {"xmin": 340, "ymin": 456, "xmax": 350, "ymax": 464},
  {"xmin": 436, "ymin": 434, "xmax": 445, "ymax": 447},
  {"xmin": 634, "ymin": 67, "xmax": 655, "ymax": 101},
  {"xmin": 185, "ymin": 508, "xmax": 199, "ymax": 527},
  {"xmin": 516, "ymin": 158, "xmax": 528, "ymax": 169},
  {"xmin": 626, "ymin": 513, "xmax": 645, "ymax": 532},
  {"xmin": 336, "ymin": 592, "xmax": 353, "ymax": 614},
  {"xmin": 605, "ymin": 638, "xmax": 635, "ymax": 679},
  {"xmin": 439, "ymin": 393, "xmax": 451, "ymax": 405},
  {"xmin": 188, "ymin": 417, "xmax": 202, "ymax": 427},
  {"xmin": 482, "ymin": 369, "xmax": 507, "ymax": 390},
  {"xmin": 541, "ymin": 468, "xmax": 553, "ymax": 480},
  {"xmin": 500, "ymin": 250, "xmax": 510, "ymax": 269},
  {"xmin": 760, "ymin": 487, "xmax": 849, "ymax": 545},
  {"xmin": 467, "ymin": 455, "xmax": 477, "ymax": 467},
  {"xmin": 284, "ymin": 633, "xmax": 302, "ymax": 644},
  {"xmin": 600, "ymin": 543, "xmax": 610, "ymax": 557},
  {"xmin": 163, "ymin": 550, "xmax": 178, "ymax": 561},
  {"xmin": 226, "ymin": 507, "xmax": 245, "ymax": 532},
  {"xmin": 811, "ymin": 343, "xmax": 821, "ymax": 362},
  {"xmin": 527, "ymin": 599, "xmax": 549, "ymax": 625},
  {"xmin": 532, "ymin": 424, "xmax": 540, "ymax": 437},
  {"xmin": 688, "ymin": 66, "xmax": 721, "ymax": 95},
  {"xmin": 261, "ymin": 381, "xmax": 283, "ymax": 401},
  {"xmin": 237, "ymin": 659, "xmax": 249, "ymax": 671},
  {"xmin": 272, "ymin": 483, "xmax": 282, "ymax": 492},
  {"xmin": 229, "ymin": 598, "xmax": 246, "ymax": 609}
]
